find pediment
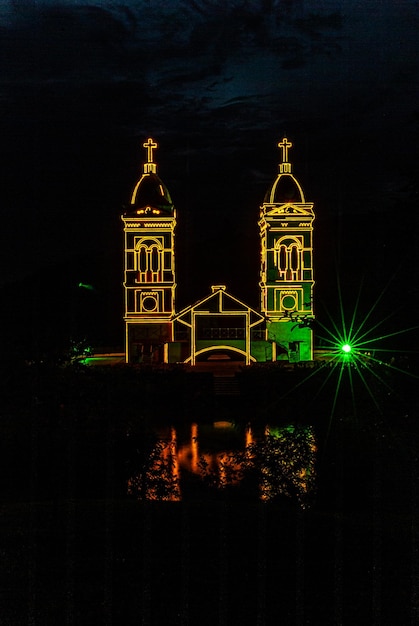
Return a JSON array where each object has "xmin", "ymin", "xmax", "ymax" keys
[
  {"xmin": 174, "ymin": 286, "xmax": 265, "ymax": 327},
  {"xmin": 265, "ymin": 203, "xmax": 313, "ymax": 216}
]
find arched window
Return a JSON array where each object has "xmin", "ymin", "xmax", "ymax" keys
[
  {"xmin": 135, "ymin": 239, "xmax": 162, "ymax": 283},
  {"xmin": 279, "ymin": 246, "xmax": 287, "ymax": 272},
  {"xmin": 291, "ymin": 245, "xmax": 299, "ymax": 270},
  {"xmin": 275, "ymin": 237, "xmax": 302, "ymax": 281},
  {"xmin": 151, "ymin": 246, "xmax": 159, "ymax": 272},
  {"xmin": 139, "ymin": 248, "xmax": 147, "ymax": 273}
]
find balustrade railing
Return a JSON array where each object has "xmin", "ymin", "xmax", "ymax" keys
[{"xmin": 174, "ymin": 328, "xmax": 265, "ymax": 341}]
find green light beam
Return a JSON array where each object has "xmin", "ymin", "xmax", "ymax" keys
[
  {"xmin": 346, "ymin": 362, "xmax": 357, "ymax": 420},
  {"xmin": 348, "ymin": 269, "xmax": 400, "ymax": 344},
  {"xmin": 360, "ymin": 352, "xmax": 419, "ymax": 380},
  {"xmin": 315, "ymin": 320, "xmax": 345, "ymax": 348},
  {"xmin": 309, "ymin": 360, "xmax": 343, "ymax": 404},
  {"xmin": 317, "ymin": 300, "xmax": 346, "ymax": 346},
  {"xmin": 353, "ymin": 325, "xmax": 419, "ymax": 348},
  {"xmin": 351, "ymin": 306, "xmax": 408, "ymax": 346},
  {"xmin": 261, "ymin": 357, "xmax": 340, "ymax": 417},
  {"xmin": 335, "ymin": 268, "xmax": 347, "ymax": 344},
  {"xmin": 78, "ymin": 282, "xmax": 95, "ymax": 291},
  {"xmin": 351, "ymin": 358, "xmax": 383, "ymax": 414},
  {"xmin": 366, "ymin": 347, "xmax": 418, "ymax": 354},
  {"xmin": 347, "ymin": 277, "xmax": 364, "ymax": 344},
  {"xmin": 325, "ymin": 363, "xmax": 345, "ymax": 444},
  {"xmin": 351, "ymin": 353, "xmax": 394, "ymax": 393}
]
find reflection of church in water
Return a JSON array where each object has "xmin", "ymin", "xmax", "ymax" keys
[
  {"xmin": 127, "ymin": 422, "xmax": 316, "ymax": 503},
  {"xmin": 122, "ymin": 137, "xmax": 315, "ymax": 365}
]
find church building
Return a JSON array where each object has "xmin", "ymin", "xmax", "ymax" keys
[{"xmin": 121, "ymin": 138, "xmax": 315, "ymax": 365}]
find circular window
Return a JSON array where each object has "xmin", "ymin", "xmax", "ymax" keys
[
  {"xmin": 282, "ymin": 294, "xmax": 296, "ymax": 311},
  {"xmin": 142, "ymin": 295, "xmax": 158, "ymax": 312}
]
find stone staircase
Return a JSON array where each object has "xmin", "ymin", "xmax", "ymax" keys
[{"xmin": 213, "ymin": 375, "xmax": 240, "ymax": 396}]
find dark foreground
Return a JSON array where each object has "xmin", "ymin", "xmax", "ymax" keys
[
  {"xmin": 1, "ymin": 498, "xmax": 417, "ymax": 625},
  {"xmin": 1, "ymin": 361, "xmax": 418, "ymax": 624}
]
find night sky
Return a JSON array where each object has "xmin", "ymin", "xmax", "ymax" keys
[{"xmin": 1, "ymin": 0, "xmax": 419, "ymax": 350}]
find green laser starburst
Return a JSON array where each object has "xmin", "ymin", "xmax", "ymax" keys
[
  {"xmin": 263, "ymin": 271, "xmax": 418, "ymax": 444},
  {"xmin": 315, "ymin": 276, "xmax": 419, "ymax": 425}
]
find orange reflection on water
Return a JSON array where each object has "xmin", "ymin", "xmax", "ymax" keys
[
  {"xmin": 245, "ymin": 424, "xmax": 253, "ymax": 447},
  {"xmin": 191, "ymin": 422, "xmax": 199, "ymax": 472},
  {"xmin": 127, "ymin": 422, "xmax": 316, "ymax": 505},
  {"xmin": 127, "ymin": 426, "xmax": 181, "ymax": 501},
  {"xmin": 176, "ymin": 422, "xmax": 200, "ymax": 474}
]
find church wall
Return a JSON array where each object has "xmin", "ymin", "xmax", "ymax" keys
[
  {"xmin": 267, "ymin": 322, "xmax": 313, "ymax": 362},
  {"xmin": 250, "ymin": 341, "xmax": 272, "ymax": 363}
]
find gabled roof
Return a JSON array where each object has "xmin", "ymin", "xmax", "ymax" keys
[{"xmin": 174, "ymin": 285, "xmax": 265, "ymax": 328}]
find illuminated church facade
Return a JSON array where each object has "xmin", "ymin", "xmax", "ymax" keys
[{"xmin": 122, "ymin": 138, "xmax": 315, "ymax": 365}]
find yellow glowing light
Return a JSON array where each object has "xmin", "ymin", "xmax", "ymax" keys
[
  {"xmin": 259, "ymin": 138, "xmax": 315, "ymax": 362},
  {"xmin": 142, "ymin": 222, "xmax": 172, "ymax": 228},
  {"xmin": 122, "ymin": 137, "xmax": 177, "ymax": 363},
  {"xmin": 278, "ymin": 137, "xmax": 292, "ymax": 162},
  {"xmin": 175, "ymin": 286, "xmax": 264, "ymax": 365},
  {"xmin": 123, "ymin": 136, "xmax": 315, "ymax": 365},
  {"xmin": 144, "ymin": 137, "xmax": 157, "ymax": 163}
]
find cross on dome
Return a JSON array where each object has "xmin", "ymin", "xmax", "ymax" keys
[
  {"xmin": 144, "ymin": 137, "xmax": 157, "ymax": 162},
  {"xmin": 278, "ymin": 137, "xmax": 292, "ymax": 162},
  {"xmin": 278, "ymin": 137, "xmax": 293, "ymax": 174},
  {"xmin": 143, "ymin": 137, "xmax": 158, "ymax": 174}
]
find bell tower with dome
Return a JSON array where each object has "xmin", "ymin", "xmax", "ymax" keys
[
  {"xmin": 259, "ymin": 138, "xmax": 315, "ymax": 362},
  {"xmin": 120, "ymin": 136, "xmax": 315, "ymax": 366},
  {"xmin": 121, "ymin": 138, "xmax": 176, "ymax": 363}
]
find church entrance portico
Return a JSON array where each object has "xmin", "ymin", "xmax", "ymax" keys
[{"xmin": 172, "ymin": 285, "xmax": 266, "ymax": 366}]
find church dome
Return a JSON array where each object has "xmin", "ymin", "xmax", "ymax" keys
[
  {"xmin": 263, "ymin": 137, "xmax": 305, "ymax": 204},
  {"xmin": 264, "ymin": 172, "xmax": 305, "ymax": 204},
  {"xmin": 125, "ymin": 137, "xmax": 174, "ymax": 217},
  {"xmin": 129, "ymin": 172, "xmax": 174, "ymax": 214}
]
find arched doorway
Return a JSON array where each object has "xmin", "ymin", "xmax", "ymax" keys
[{"xmin": 185, "ymin": 345, "xmax": 254, "ymax": 373}]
